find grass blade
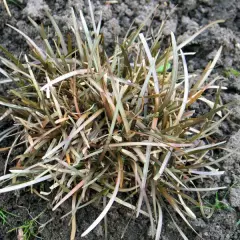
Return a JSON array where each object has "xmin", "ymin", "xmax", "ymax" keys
[
  {"xmin": 81, "ymin": 155, "xmax": 121, "ymax": 237},
  {"xmin": 7, "ymin": 24, "xmax": 46, "ymax": 59}
]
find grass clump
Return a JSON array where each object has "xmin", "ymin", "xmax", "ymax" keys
[{"xmin": 0, "ymin": 2, "xmax": 231, "ymax": 239}]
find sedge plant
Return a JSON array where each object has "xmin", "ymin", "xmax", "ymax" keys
[{"xmin": 0, "ymin": 1, "xmax": 232, "ymax": 239}]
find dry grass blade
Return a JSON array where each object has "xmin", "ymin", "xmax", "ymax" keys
[
  {"xmin": 41, "ymin": 69, "xmax": 89, "ymax": 90},
  {"xmin": 177, "ymin": 20, "xmax": 225, "ymax": 50},
  {"xmin": 153, "ymin": 149, "xmax": 172, "ymax": 180},
  {"xmin": 71, "ymin": 193, "xmax": 77, "ymax": 240},
  {"xmin": 81, "ymin": 156, "xmax": 121, "ymax": 237},
  {"xmin": 45, "ymin": 10, "xmax": 68, "ymax": 56},
  {"xmin": 6, "ymin": 24, "xmax": 46, "ymax": 59},
  {"xmin": 3, "ymin": 0, "xmax": 11, "ymax": 16},
  {"xmin": 0, "ymin": 174, "xmax": 53, "ymax": 193},
  {"xmin": 155, "ymin": 201, "xmax": 163, "ymax": 240},
  {"xmin": 175, "ymin": 49, "xmax": 189, "ymax": 124},
  {"xmin": 193, "ymin": 46, "xmax": 222, "ymax": 91},
  {"xmin": 53, "ymin": 180, "xmax": 85, "ymax": 211}
]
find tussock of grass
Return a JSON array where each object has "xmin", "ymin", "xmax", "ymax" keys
[{"xmin": 0, "ymin": 2, "xmax": 230, "ymax": 239}]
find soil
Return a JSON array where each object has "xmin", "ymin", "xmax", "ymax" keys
[{"xmin": 0, "ymin": 0, "xmax": 240, "ymax": 239}]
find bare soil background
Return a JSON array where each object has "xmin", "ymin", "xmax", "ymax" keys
[{"xmin": 0, "ymin": 0, "xmax": 240, "ymax": 239}]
